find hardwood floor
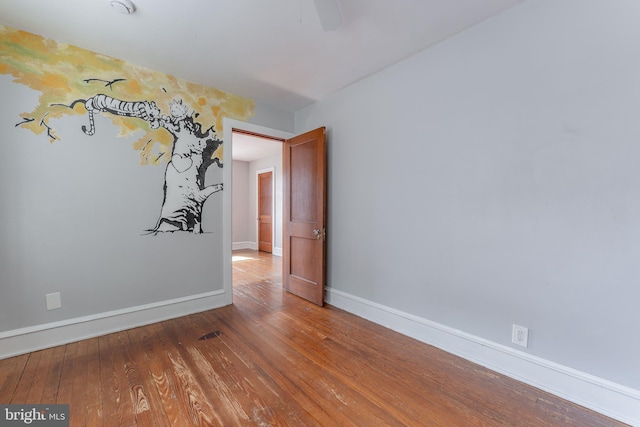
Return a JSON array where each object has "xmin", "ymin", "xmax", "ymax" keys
[{"xmin": 0, "ymin": 249, "xmax": 626, "ymax": 426}]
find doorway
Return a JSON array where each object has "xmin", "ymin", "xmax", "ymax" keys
[
  {"xmin": 230, "ymin": 129, "xmax": 283, "ymax": 254},
  {"xmin": 223, "ymin": 121, "xmax": 326, "ymax": 307},
  {"xmin": 225, "ymin": 122, "xmax": 292, "ymax": 304}
]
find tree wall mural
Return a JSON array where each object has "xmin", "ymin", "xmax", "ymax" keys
[{"xmin": 0, "ymin": 25, "xmax": 254, "ymax": 234}]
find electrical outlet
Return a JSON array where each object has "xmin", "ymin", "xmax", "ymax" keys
[
  {"xmin": 512, "ymin": 324, "xmax": 529, "ymax": 348},
  {"xmin": 46, "ymin": 292, "xmax": 62, "ymax": 310}
]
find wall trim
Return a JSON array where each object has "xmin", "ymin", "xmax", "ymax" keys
[
  {"xmin": 231, "ymin": 242, "xmax": 281, "ymax": 256},
  {"xmin": 232, "ymin": 241, "xmax": 257, "ymax": 250},
  {"xmin": 325, "ymin": 287, "xmax": 640, "ymax": 426},
  {"xmin": 0, "ymin": 290, "xmax": 227, "ymax": 360}
]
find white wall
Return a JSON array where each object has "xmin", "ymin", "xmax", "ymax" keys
[
  {"xmin": 0, "ymin": 77, "xmax": 225, "ymax": 333},
  {"xmin": 0, "ymin": 73, "xmax": 290, "ymax": 357},
  {"xmin": 232, "ymin": 160, "xmax": 251, "ymax": 246},
  {"xmin": 252, "ymin": 102, "xmax": 294, "ymax": 134},
  {"xmin": 296, "ymin": 0, "xmax": 640, "ymax": 396},
  {"xmin": 231, "ymin": 154, "xmax": 284, "ymax": 254}
]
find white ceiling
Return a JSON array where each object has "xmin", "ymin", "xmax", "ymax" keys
[{"xmin": 0, "ymin": 0, "xmax": 524, "ymax": 113}]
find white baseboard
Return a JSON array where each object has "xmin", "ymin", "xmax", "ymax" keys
[
  {"xmin": 232, "ymin": 242, "xmax": 282, "ymax": 257},
  {"xmin": 325, "ymin": 288, "xmax": 640, "ymax": 426},
  {"xmin": 0, "ymin": 290, "xmax": 228, "ymax": 360},
  {"xmin": 233, "ymin": 241, "xmax": 257, "ymax": 250}
]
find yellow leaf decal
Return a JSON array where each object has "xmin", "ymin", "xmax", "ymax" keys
[{"xmin": 0, "ymin": 24, "xmax": 255, "ymax": 157}]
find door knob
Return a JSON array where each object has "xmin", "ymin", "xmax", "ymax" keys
[{"xmin": 313, "ymin": 228, "xmax": 326, "ymax": 240}]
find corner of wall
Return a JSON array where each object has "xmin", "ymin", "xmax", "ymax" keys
[{"xmin": 251, "ymin": 102, "xmax": 295, "ymax": 133}]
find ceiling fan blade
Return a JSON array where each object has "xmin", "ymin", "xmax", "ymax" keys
[{"xmin": 313, "ymin": 0, "xmax": 342, "ymax": 31}]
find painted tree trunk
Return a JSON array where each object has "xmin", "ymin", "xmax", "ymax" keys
[
  {"xmin": 150, "ymin": 119, "xmax": 223, "ymax": 234},
  {"xmin": 63, "ymin": 94, "xmax": 224, "ymax": 234}
]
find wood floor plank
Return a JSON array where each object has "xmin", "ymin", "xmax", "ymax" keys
[
  {"xmin": 233, "ymin": 276, "xmax": 462, "ymax": 424},
  {"xmin": 84, "ymin": 337, "xmax": 103, "ymax": 427},
  {"xmin": 217, "ymin": 292, "xmax": 434, "ymax": 425},
  {"xmin": 54, "ymin": 342, "xmax": 77, "ymax": 407},
  {"xmin": 39, "ymin": 345, "xmax": 66, "ymax": 404},
  {"xmin": 21, "ymin": 348, "xmax": 54, "ymax": 404},
  {"xmin": 149, "ymin": 319, "xmax": 225, "ymax": 426},
  {"xmin": 9, "ymin": 350, "xmax": 42, "ymax": 404},
  {"xmin": 125, "ymin": 326, "xmax": 172, "ymax": 427},
  {"xmin": 97, "ymin": 334, "xmax": 121, "ymax": 427},
  {"xmin": 260, "ymin": 310, "xmax": 468, "ymax": 425},
  {"xmin": 0, "ymin": 249, "xmax": 628, "ymax": 426},
  {"xmin": 188, "ymin": 314, "xmax": 348, "ymax": 426},
  {"xmin": 202, "ymin": 308, "xmax": 353, "ymax": 426},
  {"xmin": 187, "ymin": 311, "xmax": 327, "ymax": 426},
  {"xmin": 178, "ymin": 317, "xmax": 262, "ymax": 424},
  {"xmin": 277, "ymin": 303, "xmax": 514, "ymax": 425},
  {"xmin": 118, "ymin": 330, "xmax": 154, "ymax": 426},
  {"xmin": 107, "ymin": 331, "xmax": 137, "ymax": 426},
  {"xmin": 264, "ymin": 280, "xmax": 567, "ymax": 425},
  {"xmin": 139, "ymin": 322, "xmax": 192, "ymax": 427},
  {"xmin": 117, "ymin": 328, "xmax": 167, "ymax": 427},
  {"xmin": 0, "ymin": 353, "xmax": 29, "ymax": 403},
  {"xmin": 68, "ymin": 339, "xmax": 89, "ymax": 427}
]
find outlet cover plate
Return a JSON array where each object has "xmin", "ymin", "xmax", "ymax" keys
[
  {"xmin": 512, "ymin": 324, "xmax": 529, "ymax": 348},
  {"xmin": 46, "ymin": 292, "xmax": 62, "ymax": 310}
]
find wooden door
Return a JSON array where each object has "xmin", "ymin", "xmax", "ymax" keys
[
  {"xmin": 258, "ymin": 171, "xmax": 273, "ymax": 253},
  {"xmin": 283, "ymin": 127, "xmax": 327, "ymax": 306}
]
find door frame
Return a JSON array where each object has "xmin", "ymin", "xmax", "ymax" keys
[
  {"xmin": 222, "ymin": 118, "xmax": 294, "ymax": 305},
  {"xmin": 256, "ymin": 166, "xmax": 275, "ymax": 254}
]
